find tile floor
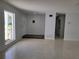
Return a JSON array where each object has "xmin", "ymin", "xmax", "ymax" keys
[{"xmin": 0, "ymin": 39, "xmax": 79, "ymax": 59}]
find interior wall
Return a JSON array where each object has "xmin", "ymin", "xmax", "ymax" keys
[
  {"xmin": 21, "ymin": 15, "xmax": 28, "ymax": 35},
  {"xmin": 0, "ymin": 1, "xmax": 28, "ymax": 51},
  {"xmin": 64, "ymin": 13, "xmax": 79, "ymax": 41},
  {"xmin": 0, "ymin": 7, "xmax": 5, "ymax": 52},
  {"xmin": 45, "ymin": 12, "xmax": 56, "ymax": 40},
  {"xmin": 45, "ymin": 12, "xmax": 79, "ymax": 41},
  {"xmin": 27, "ymin": 13, "xmax": 45, "ymax": 35}
]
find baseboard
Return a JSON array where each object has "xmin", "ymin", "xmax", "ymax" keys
[{"xmin": 22, "ymin": 34, "xmax": 44, "ymax": 39}]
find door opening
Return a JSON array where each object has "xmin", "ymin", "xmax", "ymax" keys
[
  {"xmin": 55, "ymin": 13, "xmax": 65, "ymax": 39},
  {"xmin": 4, "ymin": 10, "xmax": 16, "ymax": 45}
]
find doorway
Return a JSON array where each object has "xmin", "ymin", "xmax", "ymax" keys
[
  {"xmin": 55, "ymin": 13, "xmax": 65, "ymax": 39},
  {"xmin": 4, "ymin": 10, "xmax": 16, "ymax": 45}
]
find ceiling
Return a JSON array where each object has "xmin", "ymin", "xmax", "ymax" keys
[{"xmin": 3, "ymin": 0, "xmax": 79, "ymax": 13}]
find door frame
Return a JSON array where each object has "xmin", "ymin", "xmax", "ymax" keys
[{"xmin": 4, "ymin": 10, "xmax": 16, "ymax": 44}]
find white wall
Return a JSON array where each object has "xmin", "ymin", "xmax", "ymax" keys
[
  {"xmin": 45, "ymin": 11, "xmax": 79, "ymax": 41},
  {"xmin": 45, "ymin": 12, "xmax": 56, "ymax": 40},
  {"xmin": 64, "ymin": 13, "xmax": 79, "ymax": 41},
  {"xmin": 27, "ymin": 13, "xmax": 45, "ymax": 35},
  {"xmin": 0, "ymin": 1, "xmax": 28, "ymax": 51},
  {"xmin": 21, "ymin": 15, "xmax": 28, "ymax": 35}
]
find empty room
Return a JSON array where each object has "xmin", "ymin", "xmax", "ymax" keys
[{"xmin": 0, "ymin": 0, "xmax": 79, "ymax": 59}]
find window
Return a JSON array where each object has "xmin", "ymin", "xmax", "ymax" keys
[{"xmin": 4, "ymin": 10, "xmax": 16, "ymax": 45}]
